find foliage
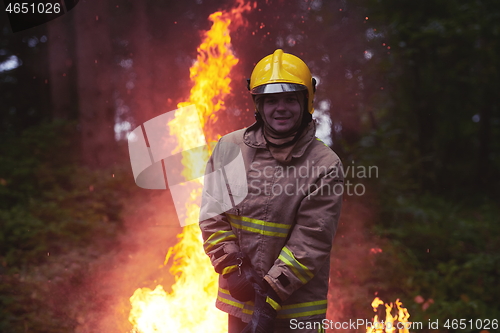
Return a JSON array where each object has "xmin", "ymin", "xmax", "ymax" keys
[
  {"xmin": 0, "ymin": 121, "xmax": 133, "ymax": 332},
  {"xmin": 350, "ymin": 121, "xmax": 500, "ymax": 328},
  {"xmin": 372, "ymin": 195, "xmax": 500, "ymax": 325},
  {"xmin": 359, "ymin": 0, "xmax": 500, "ymax": 196},
  {"xmin": 339, "ymin": 0, "xmax": 500, "ymax": 329}
]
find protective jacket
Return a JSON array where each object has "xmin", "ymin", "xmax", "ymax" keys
[{"xmin": 199, "ymin": 120, "xmax": 343, "ymax": 323}]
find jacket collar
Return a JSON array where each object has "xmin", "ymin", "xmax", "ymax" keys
[{"xmin": 243, "ymin": 121, "xmax": 317, "ymax": 160}]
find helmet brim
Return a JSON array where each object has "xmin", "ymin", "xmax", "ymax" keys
[{"xmin": 250, "ymin": 83, "xmax": 307, "ymax": 95}]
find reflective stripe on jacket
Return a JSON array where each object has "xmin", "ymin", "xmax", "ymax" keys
[{"xmin": 199, "ymin": 121, "xmax": 343, "ymax": 323}]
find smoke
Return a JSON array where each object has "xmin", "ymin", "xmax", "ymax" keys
[
  {"xmin": 313, "ymin": 98, "xmax": 333, "ymax": 146},
  {"xmin": 73, "ymin": 191, "xmax": 182, "ymax": 333},
  {"xmin": 327, "ymin": 195, "xmax": 387, "ymax": 332}
]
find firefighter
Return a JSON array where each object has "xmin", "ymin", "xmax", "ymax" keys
[{"xmin": 199, "ymin": 49, "xmax": 343, "ymax": 333}]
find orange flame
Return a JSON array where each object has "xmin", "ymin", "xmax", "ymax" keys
[
  {"xmin": 128, "ymin": 2, "xmax": 251, "ymax": 333},
  {"xmin": 366, "ymin": 297, "xmax": 412, "ymax": 333},
  {"xmin": 178, "ymin": 0, "xmax": 253, "ymax": 133}
]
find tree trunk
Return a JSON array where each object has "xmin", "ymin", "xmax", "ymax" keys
[
  {"xmin": 47, "ymin": 13, "xmax": 77, "ymax": 120},
  {"xmin": 128, "ymin": 0, "xmax": 155, "ymax": 126},
  {"xmin": 477, "ymin": 92, "xmax": 492, "ymax": 189},
  {"xmin": 74, "ymin": 0, "xmax": 116, "ymax": 168}
]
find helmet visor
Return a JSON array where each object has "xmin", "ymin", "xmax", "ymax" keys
[{"xmin": 251, "ymin": 83, "xmax": 307, "ymax": 95}]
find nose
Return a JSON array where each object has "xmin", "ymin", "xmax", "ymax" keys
[{"xmin": 276, "ymin": 97, "xmax": 286, "ymax": 111}]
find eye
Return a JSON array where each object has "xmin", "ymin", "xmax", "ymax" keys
[
  {"xmin": 286, "ymin": 97, "xmax": 298, "ymax": 103},
  {"xmin": 264, "ymin": 98, "xmax": 278, "ymax": 104}
]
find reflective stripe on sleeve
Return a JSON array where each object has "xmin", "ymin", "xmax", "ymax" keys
[
  {"xmin": 221, "ymin": 265, "xmax": 238, "ymax": 276},
  {"xmin": 266, "ymin": 296, "xmax": 282, "ymax": 311},
  {"xmin": 278, "ymin": 247, "xmax": 314, "ymax": 284},
  {"xmin": 217, "ymin": 287, "xmax": 254, "ymax": 315},
  {"xmin": 277, "ymin": 300, "xmax": 328, "ymax": 319},
  {"xmin": 203, "ymin": 230, "xmax": 237, "ymax": 252},
  {"xmin": 227, "ymin": 214, "xmax": 291, "ymax": 237}
]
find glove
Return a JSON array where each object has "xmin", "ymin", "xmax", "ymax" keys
[
  {"xmin": 241, "ymin": 282, "xmax": 282, "ymax": 333},
  {"xmin": 218, "ymin": 252, "xmax": 262, "ymax": 302}
]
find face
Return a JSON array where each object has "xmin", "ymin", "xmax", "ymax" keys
[{"xmin": 261, "ymin": 92, "xmax": 302, "ymax": 134}]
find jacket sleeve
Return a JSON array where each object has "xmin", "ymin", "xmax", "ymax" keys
[
  {"xmin": 264, "ymin": 158, "xmax": 343, "ymax": 301},
  {"xmin": 199, "ymin": 138, "xmax": 241, "ymax": 273}
]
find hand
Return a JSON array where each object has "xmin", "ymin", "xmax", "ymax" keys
[
  {"xmin": 220, "ymin": 252, "xmax": 263, "ymax": 302},
  {"xmin": 224, "ymin": 263, "xmax": 262, "ymax": 302}
]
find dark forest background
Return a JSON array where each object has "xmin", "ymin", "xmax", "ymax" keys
[{"xmin": 1, "ymin": 0, "xmax": 499, "ymax": 332}]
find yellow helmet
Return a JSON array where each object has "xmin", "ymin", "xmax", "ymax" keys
[{"xmin": 249, "ymin": 49, "xmax": 316, "ymax": 114}]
